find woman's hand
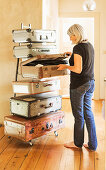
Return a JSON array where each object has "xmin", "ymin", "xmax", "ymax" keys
[{"xmin": 57, "ymin": 64, "xmax": 67, "ymax": 70}]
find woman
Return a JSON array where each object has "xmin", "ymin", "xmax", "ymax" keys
[{"xmin": 57, "ymin": 24, "xmax": 97, "ymax": 151}]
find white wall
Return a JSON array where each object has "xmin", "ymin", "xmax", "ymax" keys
[
  {"xmin": 0, "ymin": 0, "xmax": 43, "ymax": 124},
  {"xmin": 42, "ymin": 0, "xmax": 59, "ymax": 52},
  {"xmin": 100, "ymin": 9, "xmax": 106, "ymax": 99},
  {"xmin": 42, "ymin": 0, "xmax": 58, "ymax": 30}
]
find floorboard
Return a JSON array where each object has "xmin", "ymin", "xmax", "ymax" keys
[{"xmin": 0, "ymin": 99, "xmax": 105, "ymax": 170}]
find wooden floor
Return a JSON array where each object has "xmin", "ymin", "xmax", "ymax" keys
[{"xmin": 0, "ymin": 99, "xmax": 105, "ymax": 170}]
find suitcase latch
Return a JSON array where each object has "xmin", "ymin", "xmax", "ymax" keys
[
  {"xmin": 29, "ymin": 128, "xmax": 34, "ymax": 134},
  {"xmin": 59, "ymin": 119, "xmax": 63, "ymax": 124}
]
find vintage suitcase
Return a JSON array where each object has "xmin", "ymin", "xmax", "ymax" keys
[
  {"xmin": 4, "ymin": 111, "xmax": 65, "ymax": 143},
  {"xmin": 21, "ymin": 53, "xmax": 66, "ymax": 61},
  {"xmin": 13, "ymin": 44, "xmax": 58, "ymax": 58},
  {"xmin": 19, "ymin": 53, "xmax": 67, "ymax": 63},
  {"xmin": 10, "ymin": 93, "xmax": 62, "ymax": 117},
  {"xmin": 12, "ymin": 29, "xmax": 56, "ymax": 43},
  {"xmin": 21, "ymin": 57, "xmax": 69, "ymax": 79},
  {"xmin": 12, "ymin": 79, "xmax": 60, "ymax": 94}
]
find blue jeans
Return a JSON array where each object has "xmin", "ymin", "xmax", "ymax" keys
[{"xmin": 70, "ymin": 80, "xmax": 97, "ymax": 150}]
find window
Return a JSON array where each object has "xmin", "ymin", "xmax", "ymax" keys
[{"xmin": 59, "ymin": 17, "xmax": 94, "ymax": 52}]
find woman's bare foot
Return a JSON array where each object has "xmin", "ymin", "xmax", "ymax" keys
[
  {"xmin": 83, "ymin": 144, "xmax": 95, "ymax": 152},
  {"xmin": 64, "ymin": 141, "xmax": 81, "ymax": 150}
]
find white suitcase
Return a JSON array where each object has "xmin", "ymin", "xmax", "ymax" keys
[
  {"xmin": 12, "ymin": 79, "xmax": 60, "ymax": 94},
  {"xmin": 12, "ymin": 29, "xmax": 56, "ymax": 43},
  {"xmin": 13, "ymin": 44, "xmax": 58, "ymax": 58},
  {"xmin": 10, "ymin": 93, "xmax": 62, "ymax": 118}
]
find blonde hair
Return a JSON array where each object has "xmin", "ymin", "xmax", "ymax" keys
[{"xmin": 67, "ymin": 24, "xmax": 87, "ymax": 44}]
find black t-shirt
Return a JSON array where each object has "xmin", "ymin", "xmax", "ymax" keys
[{"xmin": 69, "ymin": 42, "xmax": 94, "ymax": 89}]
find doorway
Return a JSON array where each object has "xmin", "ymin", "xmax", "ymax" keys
[{"xmin": 58, "ymin": 17, "xmax": 94, "ymax": 52}]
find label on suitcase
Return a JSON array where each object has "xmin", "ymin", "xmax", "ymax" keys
[
  {"xmin": 21, "ymin": 57, "xmax": 69, "ymax": 79},
  {"xmin": 12, "ymin": 79, "xmax": 60, "ymax": 94},
  {"xmin": 13, "ymin": 44, "xmax": 58, "ymax": 58},
  {"xmin": 12, "ymin": 29, "xmax": 56, "ymax": 43},
  {"xmin": 4, "ymin": 111, "xmax": 65, "ymax": 142},
  {"xmin": 10, "ymin": 93, "xmax": 62, "ymax": 117}
]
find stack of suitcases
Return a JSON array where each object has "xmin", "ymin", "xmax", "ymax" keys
[{"xmin": 4, "ymin": 24, "xmax": 69, "ymax": 145}]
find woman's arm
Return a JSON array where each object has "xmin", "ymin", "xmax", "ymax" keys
[{"xmin": 57, "ymin": 53, "xmax": 82, "ymax": 74}]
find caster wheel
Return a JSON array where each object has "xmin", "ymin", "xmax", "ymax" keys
[
  {"xmin": 54, "ymin": 131, "xmax": 58, "ymax": 137},
  {"xmin": 29, "ymin": 140, "xmax": 33, "ymax": 146},
  {"xmin": 29, "ymin": 142, "xmax": 33, "ymax": 146},
  {"xmin": 8, "ymin": 136, "xmax": 11, "ymax": 139}
]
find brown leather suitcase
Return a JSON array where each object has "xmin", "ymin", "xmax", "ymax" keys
[
  {"xmin": 4, "ymin": 111, "xmax": 65, "ymax": 145},
  {"xmin": 21, "ymin": 56, "xmax": 69, "ymax": 79}
]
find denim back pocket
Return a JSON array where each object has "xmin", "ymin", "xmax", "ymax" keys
[{"xmin": 76, "ymin": 81, "xmax": 92, "ymax": 94}]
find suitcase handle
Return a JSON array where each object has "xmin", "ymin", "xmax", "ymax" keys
[
  {"xmin": 38, "ymin": 49, "xmax": 50, "ymax": 52},
  {"xmin": 40, "ymin": 35, "xmax": 48, "ymax": 40},
  {"xmin": 21, "ymin": 23, "xmax": 31, "ymax": 29},
  {"xmin": 40, "ymin": 102, "xmax": 53, "ymax": 109},
  {"xmin": 43, "ymin": 83, "xmax": 52, "ymax": 87}
]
